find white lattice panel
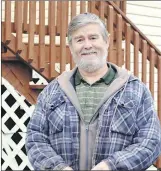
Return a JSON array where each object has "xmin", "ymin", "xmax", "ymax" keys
[{"xmin": 2, "ymin": 78, "xmax": 34, "ymax": 170}]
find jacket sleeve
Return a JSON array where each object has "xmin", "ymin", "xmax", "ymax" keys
[
  {"xmin": 25, "ymin": 86, "xmax": 69, "ymax": 170},
  {"xmin": 104, "ymin": 85, "xmax": 161, "ymax": 171}
]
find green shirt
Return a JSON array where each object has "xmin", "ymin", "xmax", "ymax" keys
[{"xmin": 75, "ymin": 64, "xmax": 117, "ymax": 123}]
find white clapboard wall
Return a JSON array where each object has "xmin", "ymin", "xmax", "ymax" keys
[
  {"xmin": 2, "ymin": 1, "xmax": 161, "ymax": 170},
  {"xmin": 126, "ymin": 1, "xmax": 161, "ymax": 51}
]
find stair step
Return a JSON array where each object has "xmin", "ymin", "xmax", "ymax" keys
[
  {"xmin": 2, "ymin": 56, "xmax": 19, "ymax": 61},
  {"xmin": 2, "ymin": 49, "xmax": 19, "ymax": 61},
  {"xmin": 29, "ymin": 84, "xmax": 47, "ymax": 90}
]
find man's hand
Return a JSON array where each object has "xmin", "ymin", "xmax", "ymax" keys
[
  {"xmin": 63, "ymin": 166, "xmax": 73, "ymax": 170},
  {"xmin": 91, "ymin": 161, "xmax": 109, "ymax": 170}
]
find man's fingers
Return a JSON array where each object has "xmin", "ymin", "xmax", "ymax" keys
[
  {"xmin": 91, "ymin": 165, "xmax": 99, "ymax": 170},
  {"xmin": 63, "ymin": 166, "xmax": 73, "ymax": 170}
]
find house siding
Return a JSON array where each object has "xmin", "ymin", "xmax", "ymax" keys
[{"xmin": 126, "ymin": 1, "xmax": 161, "ymax": 51}]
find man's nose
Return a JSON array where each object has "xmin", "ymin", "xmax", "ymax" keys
[{"xmin": 84, "ymin": 39, "xmax": 92, "ymax": 49}]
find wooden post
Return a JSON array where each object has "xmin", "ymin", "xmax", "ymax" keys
[
  {"xmin": 48, "ymin": 1, "xmax": 58, "ymax": 79},
  {"xmin": 28, "ymin": 1, "xmax": 36, "ymax": 63},
  {"xmin": 80, "ymin": 1, "xmax": 86, "ymax": 13},
  {"xmin": 23, "ymin": 1, "xmax": 28, "ymax": 32},
  {"xmin": 107, "ymin": 5, "xmax": 114, "ymax": 63},
  {"xmin": 5, "ymin": 0, "xmax": 11, "ymax": 43},
  {"xmin": 99, "ymin": 1, "xmax": 104, "ymax": 21},
  {"xmin": 134, "ymin": 31, "xmax": 139, "ymax": 77},
  {"xmin": 39, "ymin": 1, "xmax": 45, "ymax": 72},
  {"xmin": 116, "ymin": 14, "xmax": 122, "ymax": 66},
  {"xmin": 142, "ymin": 40, "xmax": 147, "ymax": 84},
  {"xmin": 149, "ymin": 48, "xmax": 155, "ymax": 98},
  {"xmin": 60, "ymin": 1, "xmax": 67, "ymax": 73},
  {"xmin": 125, "ymin": 23, "xmax": 131, "ymax": 70},
  {"xmin": 15, "ymin": 1, "xmax": 23, "ymax": 53}
]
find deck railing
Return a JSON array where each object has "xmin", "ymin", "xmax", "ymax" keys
[{"xmin": 2, "ymin": 1, "xmax": 127, "ymax": 78}]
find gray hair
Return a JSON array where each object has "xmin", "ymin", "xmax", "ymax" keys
[{"xmin": 67, "ymin": 13, "xmax": 109, "ymax": 45}]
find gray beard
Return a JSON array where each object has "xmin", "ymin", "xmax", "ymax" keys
[
  {"xmin": 77, "ymin": 59, "xmax": 106, "ymax": 72},
  {"xmin": 73, "ymin": 52, "xmax": 108, "ymax": 73}
]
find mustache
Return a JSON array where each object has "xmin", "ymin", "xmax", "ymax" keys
[{"xmin": 81, "ymin": 51, "xmax": 97, "ymax": 54}]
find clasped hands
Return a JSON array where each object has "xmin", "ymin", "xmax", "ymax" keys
[{"xmin": 63, "ymin": 161, "xmax": 109, "ymax": 170}]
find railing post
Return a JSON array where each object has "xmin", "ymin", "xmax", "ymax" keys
[
  {"xmin": 142, "ymin": 40, "xmax": 147, "ymax": 84},
  {"xmin": 88, "ymin": 1, "xmax": 96, "ymax": 14},
  {"xmin": 4, "ymin": 0, "xmax": 11, "ymax": 44},
  {"xmin": 99, "ymin": 1, "xmax": 104, "ymax": 21},
  {"xmin": 48, "ymin": 1, "xmax": 58, "ymax": 79},
  {"xmin": 134, "ymin": 31, "xmax": 139, "ymax": 77},
  {"xmin": 116, "ymin": 14, "xmax": 122, "ymax": 66},
  {"xmin": 149, "ymin": 48, "xmax": 155, "ymax": 97},
  {"xmin": 39, "ymin": 1, "xmax": 45, "ymax": 72},
  {"xmin": 80, "ymin": 1, "xmax": 86, "ymax": 13},
  {"xmin": 121, "ymin": 0, "xmax": 127, "ymax": 14},
  {"xmin": 125, "ymin": 23, "xmax": 131, "ymax": 70},
  {"xmin": 60, "ymin": 1, "xmax": 67, "ymax": 73},
  {"xmin": 15, "ymin": 1, "xmax": 23, "ymax": 53},
  {"xmin": 107, "ymin": 5, "xmax": 114, "ymax": 63},
  {"xmin": 28, "ymin": 1, "xmax": 36, "ymax": 64},
  {"xmin": 23, "ymin": 1, "xmax": 28, "ymax": 32}
]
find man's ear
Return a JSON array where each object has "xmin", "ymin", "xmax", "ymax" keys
[
  {"xmin": 69, "ymin": 44, "xmax": 73, "ymax": 55},
  {"xmin": 106, "ymin": 34, "xmax": 110, "ymax": 49}
]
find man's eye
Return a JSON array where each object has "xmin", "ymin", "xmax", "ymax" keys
[
  {"xmin": 91, "ymin": 37, "xmax": 97, "ymax": 40},
  {"xmin": 77, "ymin": 39, "xmax": 82, "ymax": 42}
]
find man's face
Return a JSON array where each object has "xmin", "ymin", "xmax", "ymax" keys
[{"xmin": 69, "ymin": 23, "xmax": 110, "ymax": 73}]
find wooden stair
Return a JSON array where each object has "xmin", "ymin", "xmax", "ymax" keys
[
  {"xmin": 2, "ymin": 1, "xmax": 125, "ymax": 81},
  {"xmin": 2, "ymin": 60, "xmax": 40, "ymax": 104}
]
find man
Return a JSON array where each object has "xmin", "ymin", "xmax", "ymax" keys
[{"xmin": 26, "ymin": 13, "xmax": 161, "ymax": 170}]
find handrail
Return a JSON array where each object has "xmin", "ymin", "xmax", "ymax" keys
[
  {"xmin": 107, "ymin": 1, "xmax": 161, "ymax": 56},
  {"xmin": 114, "ymin": 1, "xmax": 127, "ymax": 14}
]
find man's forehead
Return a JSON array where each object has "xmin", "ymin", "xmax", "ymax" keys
[
  {"xmin": 73, "ymin": 33, "xmax": 100, "ymax": 39},
  {"xmin": 72, "ymin": 24, "xmax": 102, "ymax": 35}
]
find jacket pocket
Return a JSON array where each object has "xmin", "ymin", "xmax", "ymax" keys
[
  {"xmin": 111, "ymin": 96, "xmax": 137, "ymax": 136},
  {"xmin": 47, "ymin": 95, "xmax": 66, "ymax": 134},
  {"xmin": 48, "ymin": 107, "xmax": 64, "ymax": 134}
]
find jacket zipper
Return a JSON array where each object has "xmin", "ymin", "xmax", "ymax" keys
[
  {"xmin": 85, "ymin": 124, "xmax": 89, "ymax": 170},
  {"xmin": 83, "ymin": 77, "xmax": 133, "ymax": 168},
  {"xmin": 91, "ymin": 85, "xmax": 128, "ymax": 167}
]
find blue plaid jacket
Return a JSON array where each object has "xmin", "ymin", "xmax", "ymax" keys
[{"xmin": 26, "ymin": 75, "xmax": 161, "ymax": 170}]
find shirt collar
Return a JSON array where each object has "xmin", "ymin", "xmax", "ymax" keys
[
  {"xmin": 74, "ymin": 63, "xmax": 116, "ymax": 86},
  {"xmin": 101, "ymin": 63, "xmax": 116, "ymax": 85},
  {"xmin": 75, "ymin": 69, "xmax": 83, "ymax": 86}
]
